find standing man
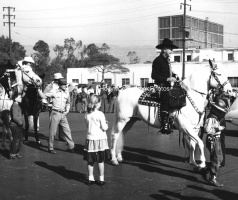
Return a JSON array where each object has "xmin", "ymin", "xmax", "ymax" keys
[
  {"xmin": 47, "ymin": 73, "xmax": 65, "ymax": 141},
  {"xmin": 38, "ymin": 79, "xmax": 75, "ymax": 154},
  {"xmin": 151, "ymin": 38, "xmax": 179, "ymax": 134},
  {"xmin": 108, "ymin": 84, "xmax": 118, "ymax": 113},
  {"xmin": 100, "ymin": 83, "xmax": 108, "ymax": 113}
]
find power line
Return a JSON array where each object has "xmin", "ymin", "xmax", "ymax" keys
[
  {"xmin": 14, "ymin": 0, "xmax": 174, "ymax": 13},
  {"xmin": 16, "ymin": 1, "xmax": 176, "ymax": 20},
  {"xmin": 15, "ymin": 9, "xmax": 179, "ymax": 29},
  {"xmin": 192, "ymin": 9, "xmax": 238, "ymax": 15},
  {"xmin": 3, "ymin": 6, "xmax": 16, "ymax": 58}
]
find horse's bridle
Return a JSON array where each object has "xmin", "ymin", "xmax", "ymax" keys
[
  {"xmin": 17, "ymin": 64, "xmax": 40, "ymax": 87},
  {"xmin": 210, "ymin": 70, "xmax": 230, "ymax": 93}
]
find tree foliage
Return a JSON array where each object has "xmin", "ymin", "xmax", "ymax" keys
[
  {"xmin": 33, "ymin": 40, "xmax": 50, "ymax": 75},
  {"xmin": 127, "ymin": 51, "xmax": 141, "ymax": 64},
  {"xmin": 0, "ymin": 35, "xmax": 26, "ymax": 66},
  {"xmin": 84, "ymin": 51, "xmax": 129, "ymax": 82}
]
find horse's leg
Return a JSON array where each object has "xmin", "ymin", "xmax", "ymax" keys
[
  {"xmin": 183, "ymin": 133, "xmax": 190, "ymax": 163},
  {"xmin": 34, "ymin": 115, "xmax": 41, "ymax": 145},
  {"xmin": 24, "ymin": 114, "xmax": 29, "ymax": 143},
  {"xmin": 111, "ymin": 118, "xmax": 130, "ymax": 166},
  {"xmin": 189, "ymin": 139, "xmax": 196, "ymax": 165},
  {"xmin": 180, "ymin": 121, "xmax": 206, "ymax": 168},
  {"xmin": 116, "ymin": 117, "xmax": 138, "ymax": 163},
  {"xmin": 1, "ymin": 126, "xmax": 7, "ymax": 149}
]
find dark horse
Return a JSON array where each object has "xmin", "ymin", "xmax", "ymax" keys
[
  {"xmin": 1, "ymin": 60, "xmax": 44, "ymax": 145},
  {"xmin": 22, "ymin": 75, "xmax": 45, "ymax": 144}
]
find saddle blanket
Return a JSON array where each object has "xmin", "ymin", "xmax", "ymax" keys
[{"xmin": 138, "ymin": 91, "xmax": 161, "ymax": 107}]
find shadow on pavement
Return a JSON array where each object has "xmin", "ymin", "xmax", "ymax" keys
[
  {"xmin": 35, "ymin": 161, "xmax": 88, "ymax": 185},
  {"xmin": 124, "ymin": 146, "xmax": 182, "ymax": 162},
  {"xmin": 0, "ymin": 148, "xmax": 9, "ymax": 159},
  {"xmin": 224, "ymin": 147, "xmax": 238, "ymax": 157},
  {"xmin": 120, "ymin": 147, "xmax": 205, "ymax": 184},
  {"xmin": 224, "ymin": 130, "xmax": 238, "ymax": 137},
  {"xmin": 151, "ymin": 190, "xmax": 213, "ymax": 200},
  {"xmin": 187, "ymin": 185, "xmax": 238, "ymax": 199}
]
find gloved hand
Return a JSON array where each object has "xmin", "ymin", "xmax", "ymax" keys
[
  {"xmin": 167, "ymin": 77, "xmax": 177, "ymax": 82},
  {"xmin": 218, "ymin": 126, "xmax": 225, "ymax": 131}
]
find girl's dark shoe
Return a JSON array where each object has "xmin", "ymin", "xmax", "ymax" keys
[{"xmin": 98, "ymin": 181, "xmax": 105, "ymax": 186}]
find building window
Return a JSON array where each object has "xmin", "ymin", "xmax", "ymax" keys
[
  {"xmin": 140, "ymin": 78, "xmax": 149, "ymax": 87},
  {"xmin": 174, "ymin": 56, "xmax": 181, "ymax": 62},
  {"xmin": 228, "ymin": 77, "xmax": 238, "ymax": 88},
  {"xmin": 72, "ymin": 79, "xmax": 79, "ymax": 83},
  {"xmin": 122, "ymin": 78, "xmax": 130, "ymax": 86},
  {"xmin": 88, "ymin": 79, "xmax": 95, "ymax": 84},
  {"xmin": 104, "ymin": 79, "xmax": 112, "ymax": 86},
  {"xmin": 228, "ymin": 53, "xmax": 233, "ymax": 61},
  {"xmin": 187, "ymin": 55, "xmax": 191, "ymax": 61}
]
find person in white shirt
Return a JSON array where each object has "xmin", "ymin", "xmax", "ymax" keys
[{"xmin": 83, "ymin": 94, "xmax": 111, "ymax": 186}]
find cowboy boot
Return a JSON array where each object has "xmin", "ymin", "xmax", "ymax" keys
[
  {"xmin": 160, "ymin": 112, "xmax": 172, "ymax": 134},
  {"xmin": 208, "ymin": 175, "xmax": 223, "ymax": 187}
]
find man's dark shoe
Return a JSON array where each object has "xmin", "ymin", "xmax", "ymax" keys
[
  {"xmin": 48, "ymin": 150, "xmax": 57, "ymax": 154},
  {"xmin": 67, "ymin": 148, "xmax": 74, "ymax": 153},
  {"xmin": 208, "ymin": 176, "xmax": 223, "ymax": 187}
]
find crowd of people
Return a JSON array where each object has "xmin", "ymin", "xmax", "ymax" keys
[{"xmin": 69, "ymin": 83, "xmax": 119, "ymax": 114}]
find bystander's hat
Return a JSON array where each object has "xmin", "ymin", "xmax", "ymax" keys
[
  {"xmin": 23, "ymin": 57, "xmax": 35, "ymax": 64},
  {"xmin": 53, "ymin": 73, "xmax": 64, "ymax": 80},
  {"xmin": 58, "ymin": 78, "xmax": 67, "ymax": 86},
  {"xmin": 156, "ymin": 38, "xmax": 179, "ymax": 50}
]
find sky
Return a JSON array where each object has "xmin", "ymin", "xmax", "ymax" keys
[{"xmin": 1, "ymin": 0, "xmax": 238, "ymax": 48}]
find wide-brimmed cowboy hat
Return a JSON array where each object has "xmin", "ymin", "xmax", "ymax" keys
[
  {"xmin": 23, "ymin": 57, "xmax": 35, "ymax": 64},
  {"xmin": 53, "ymin": 73, "xmax": 64, "ymax": 80},
  {"xmin": 156, "ymin": 38, "xmax": 179, "ymax": 49},
  {"xmin": 210, "ymin": 98, "xmax": 228, "ymax": 113}
]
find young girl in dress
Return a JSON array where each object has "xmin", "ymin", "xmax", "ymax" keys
[{"xmin": 84, "ymin": 94, "xmax": 111, "ymax": 186}]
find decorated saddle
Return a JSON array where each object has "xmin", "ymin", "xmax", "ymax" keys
[{"xmin": 138, "ymin": 83, "xmax": 187, "ymax": 109}]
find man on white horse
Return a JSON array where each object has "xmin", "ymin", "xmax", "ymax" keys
[{"xmin": 151, "ymin": 38, "xmax": 179, "ymax": 134}]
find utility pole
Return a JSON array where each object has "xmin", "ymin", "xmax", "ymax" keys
[
  {"xmin": 180, "ymin": 0, "xmax": 191, "ymax": 79},
  {"xmin": 3, "ymin": 6, "xmax": 16, "ymax": 58}
]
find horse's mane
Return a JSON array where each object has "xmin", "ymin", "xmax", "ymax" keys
[{"xmin": 182, "ymin": 66, "xmax": 211, "ymax": 94}]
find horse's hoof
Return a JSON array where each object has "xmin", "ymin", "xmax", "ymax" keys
[
  {"xmin": 117, "ymin": 158, "xmax": 123, "ymax": 163},
  {"xmin": 111, "ymin": 160, "xmax": 119, "ymax": 166}
]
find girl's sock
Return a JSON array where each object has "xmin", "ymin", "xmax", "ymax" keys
[
  {"xmin": 99, "ymin": 175, "xmax": 104, "ymax": 182},
  {"xmin": 89, "ymin": 175, "xmax": 95, "ymax": 181}
]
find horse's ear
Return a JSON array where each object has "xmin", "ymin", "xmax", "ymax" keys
[
  {"xmin": 209, "ymin": 59, "xmax": 213, "ymax": 70},
  {"xmin": 39, "ymin": 73, "xmax": 45, "ymax": 80}
]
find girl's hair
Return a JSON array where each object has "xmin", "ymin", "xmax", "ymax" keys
[{"xmin": 87, "ymin": 94, "xmax": 101, "ymax": 113}]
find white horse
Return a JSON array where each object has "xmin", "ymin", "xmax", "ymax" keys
[{"xmin": 110, "ymin": 61, "xmax": 233, "ymax": 169}]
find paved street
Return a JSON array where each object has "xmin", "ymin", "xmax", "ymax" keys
[{"xmin": 0, "ymin": 111, "xmax": 238, "ymax": 200}]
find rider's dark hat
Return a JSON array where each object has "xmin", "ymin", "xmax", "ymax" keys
[
  {"xmin": 156, "ymin": 38, "xmax": 179, "ymax": 49},
  {"xmin": 58, "ymin": 78, "xmax": 67, "ymax": 85}
]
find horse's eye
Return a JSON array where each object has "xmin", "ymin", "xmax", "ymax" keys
[{"xmin": 25, "ymin": 71, "xmax": 29, "ymax": 73}]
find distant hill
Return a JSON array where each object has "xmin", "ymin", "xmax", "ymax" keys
[{"xmin": 24, "ymin": 44, "xmax": 157, "ymax": 64}]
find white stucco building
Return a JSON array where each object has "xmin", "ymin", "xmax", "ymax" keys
[{"xmin": 67, "ymin": 48, "xmax": 238, "ymax": 89}]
